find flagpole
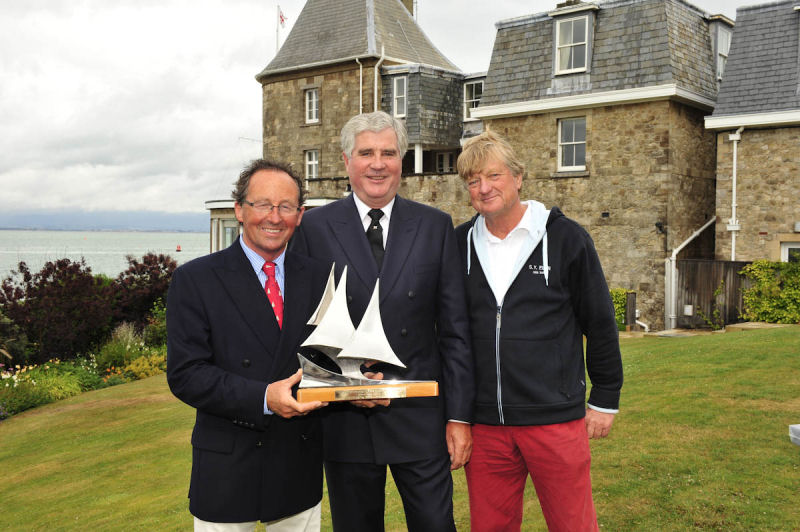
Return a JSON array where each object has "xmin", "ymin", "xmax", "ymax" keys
[{"xmin": 276, "ymin": 4, "xmax": 280, "ymax": 53}]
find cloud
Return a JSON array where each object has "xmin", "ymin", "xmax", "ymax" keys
[{"xmin": 0, "ymin": 0, "xmax": 265, "ymax": 214}]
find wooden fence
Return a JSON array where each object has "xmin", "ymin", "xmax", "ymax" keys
[{"xmin": 674, "ymin": 259, "xmax": 752, "ymax": 329}]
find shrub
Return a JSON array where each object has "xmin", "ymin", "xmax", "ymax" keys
[
  {"xmin": 610, "ymin": 288, "xmax": 629, "ymax": 331},
  {"xmin": 113, "ymin": 253, "xmax": 177, "ymax": 330},
  {"xmin": 0, "ymin": 358, "xmax": 107, "ymax": 417},
  {"xmin": 0, "ymin": 260, "xmax": 115, "ymax": 364},
  {"xmin": 123, "ymin": 347, "xmax": 166, "ymax": 380},
  {"xmin": 142, "ymin": 300, "xmax": 167, "ymax": 347},
  {"xmin": 95, "ymin": 323, "xmax": 144, "ymax": 371},
  {"xmin": 740, "ymin": 260, "xmax": 800, "ymax": 324}
]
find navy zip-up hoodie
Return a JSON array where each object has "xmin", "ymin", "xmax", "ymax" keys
[{"xmin": 455, "ymin": 206, "xmax": 623, "ymax": 426}]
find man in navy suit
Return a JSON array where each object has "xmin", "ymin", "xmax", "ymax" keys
[
  {"xmin": 290, "ymin": 111, "xmax": 475, "ymax": 531},
  {"xmin": 167, "ymin": 159, "xmax": 330, "ymax": 531}
]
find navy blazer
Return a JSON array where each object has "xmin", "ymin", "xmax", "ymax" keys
[
  {"xmin": 290, "ymin": 194, "xmax": 474, "ymax": 464},
  {"xmin": 166, "ymin": 239, "xmax": 329, "ymax": 522}
]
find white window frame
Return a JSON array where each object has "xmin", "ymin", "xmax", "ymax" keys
[
  {"xmin": 393, "ymin": 76, "xmax": 407, "ymax": 118},
  {"xmin": 436, "ymin": 152, "xmax": 454, "ymax": 173},
  {"xmin": 555, "ymin": 16, "xmax": 589, "ymax": 75},
  {"xmin": 716, "ymin": 26, "xmax": 732, "ymax": 81},
  {"xmin": 305, "ymin": 89, "xmax": 319, "ymax": 124},
  {"xmin": 463, "ymin": 80, "xmax": 484, "ymax": 120},
  {"xmin": 557, "ymin": 117, "xmax": 586, "ymax": 171},
  {"xmin": 305, "ymin": 149, "xmax": 319, "ymax": 180},
  {"xmin": 781, "ymin": 242, "xmax": 800, "ymax": 262}
]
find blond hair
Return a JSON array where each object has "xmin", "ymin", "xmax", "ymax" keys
[{"xmin": 457, "ymin": 130, "xmax": 525, "ymax": 181}]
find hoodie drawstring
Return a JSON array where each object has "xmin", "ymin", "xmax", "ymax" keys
[
  {"xmin": 542, "ymin": 231, "xmax": 549, "ymax": 286},
  {"xmin": 466, "ymin": 224, "xmax": 474, "ymax": 275}
]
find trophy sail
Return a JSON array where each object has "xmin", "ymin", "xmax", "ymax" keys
[
  {"xmin": 306, "ymin": 263, "xmax": 336, "ymax": 326},
  {"xmin": 300, "ymin": 265, "xmax": 355, "ymax": 360},
  {"xmin": 337, "ymin": 279, "xmax": 406, "ymax": 375}
]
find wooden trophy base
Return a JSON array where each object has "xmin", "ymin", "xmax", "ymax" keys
[{"xmin": 297, "ymin": 381, "xmax": 438, "ymax": 402}]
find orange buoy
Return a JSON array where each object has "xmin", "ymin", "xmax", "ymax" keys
[{"xmin": 176, "ymin": 245, "xmax": 182, "ymax": 252}]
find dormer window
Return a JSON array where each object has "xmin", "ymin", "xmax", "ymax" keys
[
  {"xmin": 393, "ymin": 76, "xmax": 407, "ymax": 118},
  {"xmin": 464, "ymin": 80, "xmax": 484, "ymax": 120},
  {"xmin": 556, "ymin": 16, "xmax": 589, "ymax": 74},
  {"xmin": 716, "ymin": 26, "xmax": 731, "ymax": 81}
]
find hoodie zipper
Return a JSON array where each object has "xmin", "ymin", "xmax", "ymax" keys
[{"xmin": 495, "ymin": 304, "xmax": 504, "ymax": 424}]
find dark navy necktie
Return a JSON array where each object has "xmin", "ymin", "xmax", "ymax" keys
[{"xmin": 366, "ymin": 208, "xmax": 384, "ymax": 270}]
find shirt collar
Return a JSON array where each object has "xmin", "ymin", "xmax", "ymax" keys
[
  {"xmin": 482, "ymin": 203, "xmax": 532, "ymax": 244},
  {"xmin": 239, "ymin": 237, "xmax": 286, "ymax": 276},
  {"xmin": 353, "ymin": 193, "xmax": 395, "ymax": 225}
]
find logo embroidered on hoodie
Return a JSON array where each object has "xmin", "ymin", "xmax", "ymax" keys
[{"xmin": 528, "ymin": 264, "xmax": 551, "ymax": 275}]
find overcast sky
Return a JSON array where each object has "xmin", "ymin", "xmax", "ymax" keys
[{"xmin": 0, "ymin": 0, "xmax": 740, "ymax": 215}]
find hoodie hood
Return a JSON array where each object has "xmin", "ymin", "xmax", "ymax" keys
[{"xmin": 466, "ymin": 201, "xmax": 561, "ymax": 304}]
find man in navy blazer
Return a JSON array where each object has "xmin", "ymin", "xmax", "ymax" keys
[
  {"xmin": 290, "ymin": 112, "xmax": 475, "ymax": 531},
  {"xmin": 167, "ymin": 159, "xmax": 330, "ymax": 531}
]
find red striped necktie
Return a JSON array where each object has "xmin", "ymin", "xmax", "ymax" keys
[{"xmin": 262, "ymin": 262, "xmax": 283, "ymax": 329}]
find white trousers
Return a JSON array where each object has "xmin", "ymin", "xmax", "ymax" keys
[{"xmin": 193, "ymin": 502, "xmax": 321, "ymax": 532}]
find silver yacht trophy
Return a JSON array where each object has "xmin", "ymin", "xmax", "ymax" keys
[{"xmin": 296, "ymin": 264, "xmax": 439, "ymax": 402}]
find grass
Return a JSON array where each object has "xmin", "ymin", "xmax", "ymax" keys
[{"xmin": 1, "ymin": 327, "xmax": 799, "ymax": 531}]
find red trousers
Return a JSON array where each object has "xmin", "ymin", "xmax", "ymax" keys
[{"xmin": 465, "ymin": 419, "xmax": 598, "ymax": 532}]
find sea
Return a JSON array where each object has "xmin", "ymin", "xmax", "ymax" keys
[{"xmin": 0, "ymin": 229, "xmax": 210, "ymax": 280}]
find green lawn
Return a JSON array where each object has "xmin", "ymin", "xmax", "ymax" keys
[{"xmin": 1, "ymin": 327, "xmax": 798, "ymax": 531}]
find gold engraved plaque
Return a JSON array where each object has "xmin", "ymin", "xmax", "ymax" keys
[{"xmin": 335, "ymin": 387, "xmax": 408, "ymax": 401}]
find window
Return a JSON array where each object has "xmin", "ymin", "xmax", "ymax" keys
[
  {"xmin": 556, "ymin": 16, "xmax": 588, "ymax": 74},
  {"xmin": 716, "ymin": 26, "xmax": 731, "ymax": 81},
  {"xmin": 436, "ymin": 152, "xmax": 454, "ymax": 173},
  {"xmin": 222, "ymin": 221, "xmax": 240, "ymax": 250},
  {"xmin": 781, "ymin": 242, "xmax": 800, "ymax": 263},
  {"xmin": 558, "ymin": 117, "xmax": 586, "ymax": 171},
  {"xmin": 305, "ymin": 89, "xmax": 319, "ymax": 124},
  {"xmin": 305, "ymin": 150, "xmax": 319, "ymax": 180},
  {"xmin": 393, "ymin": 77, "xmax": 407, "ymax": 118},
  {"xmin": 464, "ymin": 80, "xmax": 483, "ymax": 120}
]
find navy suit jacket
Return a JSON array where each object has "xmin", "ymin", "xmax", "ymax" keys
[
  {"xmin": 290, "ymin": 194, "xmax": 474, "ymax": 464},
  {"xmin": 166, "ymin": 239, "xmax": 329, "ymax": 522}
]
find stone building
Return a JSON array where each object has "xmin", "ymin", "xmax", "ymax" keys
[
  {"xmin": 254, "ymin": 0, "xmax": 482, "ymax": 209},
  {"xmin": 471, "ymin": 0, "xmax": 732, "ymax": 329},
  {"xmin": 705, "ymin": 0, "xmax": 800, "ymax": 264}
]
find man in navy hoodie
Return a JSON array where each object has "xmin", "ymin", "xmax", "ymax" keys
[{"xmin": 454, "ymin": 130, "xmax": 623, "ymax": 532}]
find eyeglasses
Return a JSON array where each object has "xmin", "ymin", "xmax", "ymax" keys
[{"xmin": 241, "ymin": 200, "xmax": 301, "ymax": 216}]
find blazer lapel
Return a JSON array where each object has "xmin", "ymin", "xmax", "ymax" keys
[
  {"xmin": 380, "ymin": 196, "xmax": 420, "ymax": 302},
  {"xmin": 215, "ymin": 240, "xmax": 281, "ymax": 357},
  {"xmin": 327, "ymin": 194, "xmax": 378, "ymax": 291},
  {"xmin": 269, "ymin": 251, "xmax": 311, "ymax": 379}
]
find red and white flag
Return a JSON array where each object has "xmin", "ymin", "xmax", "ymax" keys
[{"xmin": 278, "ymin": 6, "xmax": 287, "ymax": 28}]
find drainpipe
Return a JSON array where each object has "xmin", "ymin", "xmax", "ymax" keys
[
  {"xmin": 727, "ymin": 126, "xmax": 744, "ymax": 260},
  {"xmin": 666, "ymin": 217, "xmax": 717, "ymax": 329},
  {"xmin": 374, "ymin": 45, "xmax": 385, "ymax": 112},
  {"xmin": 355, "ymin": 58, "xmax": 363, "ymax": 114}
]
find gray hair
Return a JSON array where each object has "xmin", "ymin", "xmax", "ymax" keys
[{"xmin": 340, "ymin": 111, "xmax": 409, "ymax": 157}]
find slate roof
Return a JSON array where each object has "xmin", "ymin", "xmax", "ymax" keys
[
  {"xmin": 712, "ymin": 0, "xmax": 800, "ymax": 117},
  {"xmin": 480, "ymin": 0, "xmax": 718, "ymax": 107},
  {"xmin": 256, "ymin": 0, "xmax": 458, "ymax": 80}
]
